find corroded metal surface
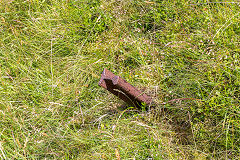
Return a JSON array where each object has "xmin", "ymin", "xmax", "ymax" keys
[{"xmin": 98, "ymin": 68, "xmax": 152, "ymax": 107}]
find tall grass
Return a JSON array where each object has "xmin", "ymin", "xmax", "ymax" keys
[{"xmin": 0, "ymin": 0, "xmax": 239, "ymax": 159}]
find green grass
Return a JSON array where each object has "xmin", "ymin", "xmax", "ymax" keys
[{"xmin": 0, "ymin": 0, "xmax": 239, "ymax": 159}]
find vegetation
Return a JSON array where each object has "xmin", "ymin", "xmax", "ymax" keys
[{"xmin": 0, "ymin": 0, "xmax": 239, "ymax": 159}]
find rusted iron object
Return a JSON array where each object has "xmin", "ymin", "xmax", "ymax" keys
[{"xmin": 98, "ymin": 68, "xmax": 152, "ymax": 107}]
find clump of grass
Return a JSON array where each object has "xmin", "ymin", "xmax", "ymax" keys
[{"xmin": 0, "ymin": 0, "xmax": 239, "ymax": 159}]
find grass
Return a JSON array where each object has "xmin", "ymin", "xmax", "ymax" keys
[{"xmin": 0, "ymin": 0, "xmax": 240, "ymax": 159}]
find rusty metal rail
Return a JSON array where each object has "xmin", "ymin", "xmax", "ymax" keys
[{"xmin": 98, "ymin": 68, "xmax": 152, "ymax": 107}]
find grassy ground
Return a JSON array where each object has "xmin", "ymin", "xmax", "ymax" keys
[{"xmin": 0, "ymin": 0, "xmax": 239, "ymax": 159}]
